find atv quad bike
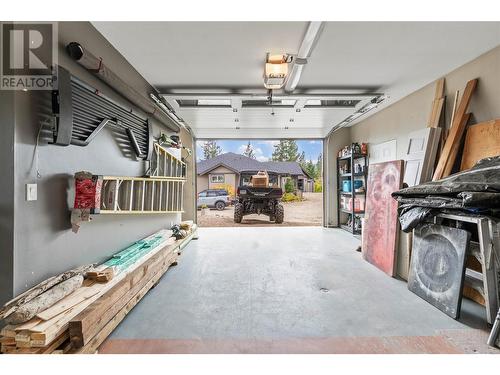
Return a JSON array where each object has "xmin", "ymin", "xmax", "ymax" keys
[{"xmin": 234, "ymin": 186, "xmax": 284, "ymax": 224}]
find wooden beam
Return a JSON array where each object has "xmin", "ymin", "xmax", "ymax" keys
[
  {"xmin": 69, "ymin": 248, "xmax": 178, "ymax": 348},
  {"xmin": 441, "ymin": 113, "xmax": 472, "ymax": 177},
  {"xmin": 72, "ymin": 255, "xmax": 179, "ymax": 354},
  {"xmin": 432, "ymin": 79, "xmax": 478, "ymax": 180},
  {"xmin": 434, "ymin": 78, "xmax": 445, "ymax": 99}
]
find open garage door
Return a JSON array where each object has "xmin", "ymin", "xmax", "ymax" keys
[{"xmin": 195, "ymin": 139, "xmax": 323, "ymax": 227}]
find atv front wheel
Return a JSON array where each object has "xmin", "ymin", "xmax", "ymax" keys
[
  {"xmin": 234, "ymin": 203, "xmax": 244, "ymax": 223},
  {"xmin": 275, "ymin": 204, "xmax": 284, "ymax": 224}
]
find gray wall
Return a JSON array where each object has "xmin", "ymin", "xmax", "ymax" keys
[
  {"xmin": 0, "ymin": 91, "xmax": 15, "ymax": 304},
  {"xmin": 2, "ymin": 22, "xmax": 194, "ymax": 302},
  {"xmin": 348, "ymin": 45, "xmax": 500, "ymax": 278},
  {"xmin": 323, "ymin": 127, "xmax": 350, "ymax": 227}
]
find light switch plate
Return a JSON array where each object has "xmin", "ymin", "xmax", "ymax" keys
[{"xmin": 26, "ymin": 183, "xmax": 37, "ymax": 201}]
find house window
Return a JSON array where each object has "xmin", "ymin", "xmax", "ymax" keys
[
  {"xmin": 241, "ymin": 175, "xmax": 252, "ymax": 186},
  {"xmin": 210, "ymin": 174, "xmax": 225, "ymax": 183}
]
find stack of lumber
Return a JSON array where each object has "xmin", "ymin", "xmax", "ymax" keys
[
  {"xmin": 0, "ymin": 223, "xmax": 198, "ymax": 354},
  {"xmin": 432, "ymin": 78, "xmax": 478, "ymax": 180}
]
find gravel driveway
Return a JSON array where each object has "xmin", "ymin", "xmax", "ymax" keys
[{"xmin": 197, "ymin": 192, "xmax": 323, "ymax": 227}]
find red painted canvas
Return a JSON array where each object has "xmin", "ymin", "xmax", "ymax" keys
[{"xmin": 362, "ymin": 160, "xmax": 403, "ymax": 276}]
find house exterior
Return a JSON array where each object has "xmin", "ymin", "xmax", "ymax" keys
[{"xmin": 197, "ymin": 152, "xmax": 315, "ymax": 197}]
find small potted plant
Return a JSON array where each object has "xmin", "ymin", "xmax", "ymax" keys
[{"xmin": 200, "ymin": 204, "xmax": 209, "ymax": 216}]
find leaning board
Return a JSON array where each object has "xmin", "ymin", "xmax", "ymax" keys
[
  {"xmin": 408, "ymin": 224, "xmax": 470, "ymax": 319},
  {"xmin": 460, "ymin": 119, "xmax": 500, "ymax": 171},
  {"xmin": 362, "ymin": 160, "xmax": 404, "ymax": 276}
]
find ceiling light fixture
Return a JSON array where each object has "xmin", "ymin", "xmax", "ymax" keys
[{"xmin": 263, "ymin": 53, "xmax": 289, "ymax": 89}]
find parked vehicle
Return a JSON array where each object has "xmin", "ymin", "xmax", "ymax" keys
[
  {"xmin": 197, "ymin": 189, "xmax": 231, "ymax": 210},
  {"xmin": 234, "ymin": 186, "xmax": 284, "ymax": 223}
]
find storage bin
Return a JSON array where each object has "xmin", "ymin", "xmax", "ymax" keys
[
  {"xmin": 342, "ymin": 180, "xmax": 351, "ymax": 192},
  {"xmin": 353, "ymin": 180, "xmax": 363, "ymax": 190}
]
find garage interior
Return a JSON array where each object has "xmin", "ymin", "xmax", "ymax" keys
[{"xmin": 0, "ymin": 20, "xmax": 500, "ymax": 355}]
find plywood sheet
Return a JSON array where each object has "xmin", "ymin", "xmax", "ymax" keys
[
  {"xmin": 362, "ymin": 160, "xmax": 403, "ymax": 276},
  {"xmin": 408, "ymin": 224, "xmax": 470, "ymax": 319},
  {"xmin": 460, "ymin": 119, "xmax": 500, "ymax": 171}
]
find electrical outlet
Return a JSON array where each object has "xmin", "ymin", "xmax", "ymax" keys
[{"xmin": 26, "ymin": 183, "xmax": 37, "ymax": 201}]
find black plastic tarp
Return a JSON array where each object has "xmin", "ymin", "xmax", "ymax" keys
[{"xmin": 392, "ymin": 156, "xmax": 500, "ymax": 231}]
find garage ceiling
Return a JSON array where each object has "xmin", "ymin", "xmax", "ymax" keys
[{"xmin": 93, "ymin": 22, "xmax": 500, "ymax": 139}]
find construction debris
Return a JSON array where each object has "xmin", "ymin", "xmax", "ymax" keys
[
  {"xmin": 6, "ymin": 275, "xmax": 84, "ymax": 325},
  {"xmin": 86, "ymin": 268, "xmax": 114, "ymax": 283},
  {"xmin": 0, "ymin": 224, "xmax": 198, "ymax": 354},
  {"xmin": 0, "ymin": 264, "xmax": 94, "ymax": 321}
]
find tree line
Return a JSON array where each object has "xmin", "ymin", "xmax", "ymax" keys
[{"xmin": 201, "ymin": 140, "xmax": 322, "ymax": 179}]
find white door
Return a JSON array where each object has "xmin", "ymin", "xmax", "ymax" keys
[{"xmin": 404, "ymin": 127, "xmax": 441, "ymax": 186}]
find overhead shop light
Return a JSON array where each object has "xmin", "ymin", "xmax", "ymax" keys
[{"xmin": 263, "ymin": 54, "xmax": 289, "ymax": 89}]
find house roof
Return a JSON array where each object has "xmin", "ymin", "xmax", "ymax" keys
[{"xmin": 197, "ymin": 152, "xmax": 313, "ymax": 178}]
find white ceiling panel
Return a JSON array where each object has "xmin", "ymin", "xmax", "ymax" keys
[{"xmin": 93, "ymin": 21, "xmax": 500, "ymax": 139}]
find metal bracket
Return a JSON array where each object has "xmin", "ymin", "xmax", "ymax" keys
[{"xmin": 71, "ymin": 118, "xmax": 114, "ymax": 146}]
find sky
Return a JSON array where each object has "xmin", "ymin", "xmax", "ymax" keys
[{"xmin": 195, "ymin": 140, "xmax": 323, "ymax": 162}]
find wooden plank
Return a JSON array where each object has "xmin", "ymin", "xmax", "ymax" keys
[
  {"xmin": 429, "ymin": 98, "xmax": 444, "ymax": 128},
  {"xmin": 28, "ymin": 232, "xmax": 179, "ymax": 347},
  {"xmin": 7, "ymin": 275, "xmax": 84, "ymax": 325},
  {"xmin": 460, "ymin": 119, "xmax": 500, "ymax": 170},
  {"xmin": 432, "ymin": 78, "xmax": 477, "ymax": 180},
  {"xmin": 70, "ymin": 249, "xmax": 178, "ymax": 348},
  {"xmin": 36, "ymin": 285, "xmax": 101, "ymax": 321},
  {"xmin": 0, "ymin": 264, "xmax": 94, "ymax": 320},
  {"xmin": 427, "ymin": 78, "xmax": 445, "ymax": 128},
  {"xmin": 0, "ymin": 337, "xmax": 16, "ymax": 345},
  {"xmin": 434, "ymin": 78, "xmax": 445, "ymax": 99},
  {"xmin": 15, "ymin": 330, "xmax": 31, "ymax": 343},
  {"xmin": 73, "ymin": 255, "xmax": 179, "ymax": 354},
  {"xmin": 0, "ymin": 325, "xmax": 17, "ymax": 338},
  {"xmin": 449, "ymin": 90, "xmax": 460, "ymax": 129},
  {"xmin": 441, "ymin": 113, "xmax": 472, "ymax": 176},
  {"xmin": 13, "ymin": 317, "xmax": 42, "ymax": 331},
  {"xmin": 37, "ymin": 332, "xmax": 69, "ymax": 354}
]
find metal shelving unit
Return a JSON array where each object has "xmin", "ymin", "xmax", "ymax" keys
[{"xmin": 337, "ymin": 153, "xmax": 368, "ymax": 235}]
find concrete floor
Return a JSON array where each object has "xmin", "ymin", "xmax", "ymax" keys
[{"xmin": 100, "ymin": 227, "xmax": 499, "ymax": 354}]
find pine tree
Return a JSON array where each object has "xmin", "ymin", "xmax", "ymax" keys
[
  {"xmin": 202, "ymin": 140, "xmax": 222, "ymax": 160},
  {"xmin": 315, "ymin": 153, "xmax": 323, "ymax": 177},
  {"xmin": 271, "ymin": 140, "xmax": 300, "ymax": 161},
  {"xmin": 298, "ymin": 151, "xmax": 306, "ymax": 165},
  {"xmin": 242, "ymin": 141, "xmax": 256, "ymax": 159},
  {"xmin": 303, "ymin": 159, "xmax": 317, "ymax": 179}
]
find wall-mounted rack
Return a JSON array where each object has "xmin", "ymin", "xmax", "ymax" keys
[
  {"xmin": 52, "ymin": 66, "xmax": 153, "ymax": 160},
  {"xmin": 148, "ymin": 143, "xmax": 186, "ymax": 179}
]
